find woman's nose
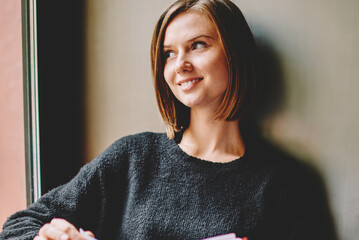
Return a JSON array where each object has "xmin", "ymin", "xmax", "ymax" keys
[{"xmin": 175, "ymin": 52, "xmax": 193, "ymax": 74}]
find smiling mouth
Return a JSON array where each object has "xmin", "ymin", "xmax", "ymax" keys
[{"xmin": 179, "ymin": 78, "xmax": 203, "ymax": 86}]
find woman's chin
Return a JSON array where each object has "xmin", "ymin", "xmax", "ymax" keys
[{"xmin": 180, "ymin": 100, "xmax": 201, "ymax": 109}]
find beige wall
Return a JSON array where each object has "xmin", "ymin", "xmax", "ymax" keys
[
  {"xmin": 0, "ymin": 0, "xmax": 27, "ymax": 227},
  {"xmin": 84, "ymin": 0, "xmax": 165, "ymax": 161},
  {"xmin": 84, "ymin": 0, "xmax": 359, "ymax": 239}
]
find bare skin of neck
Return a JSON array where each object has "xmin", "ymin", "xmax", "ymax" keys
[{"xmin": 178, "ymin": 108, "xmax": 245, "ymax": 163}]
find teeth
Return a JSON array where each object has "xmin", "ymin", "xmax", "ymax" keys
[{"xmin": 180, "ymin": 79, "xmax": 200, "ymax": 86}]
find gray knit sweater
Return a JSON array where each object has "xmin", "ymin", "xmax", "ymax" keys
[{"xmin": 0, "ymin": 132, "xmax": 336, "ymax": 240}]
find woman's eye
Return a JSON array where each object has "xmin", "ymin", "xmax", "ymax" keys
[
  {"xmin": 193, "ymin": 41, "xmax": 206, "ymax": 50},
  {"xmin": 164, "ymin": 50, "xmax": 176, "ymax": 59}
]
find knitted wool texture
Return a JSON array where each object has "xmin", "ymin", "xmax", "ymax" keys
[{"xmin": 0, "ymin": 132, "xmax": 336, "ymax": 240}]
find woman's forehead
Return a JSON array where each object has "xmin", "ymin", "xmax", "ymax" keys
[{"xmin": 163, "ymin": 11, "xmax": 218, "ymax": 46}]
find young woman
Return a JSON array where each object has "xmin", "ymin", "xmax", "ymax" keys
[{"xmin": 0, "ymin": 0, "xmax": 335, "ymax": 239}]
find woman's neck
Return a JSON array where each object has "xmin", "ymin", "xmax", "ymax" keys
[{"xmin": 178, "ymin": 110, "xmax": 245, "ymax": 163}]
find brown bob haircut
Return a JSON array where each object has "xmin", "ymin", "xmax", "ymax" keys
[{"xmin": 151, "ymin": 0, "xmax": 257, "ymax": 139}]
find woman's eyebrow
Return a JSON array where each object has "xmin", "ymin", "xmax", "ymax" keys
[
  {"xmin": 163, "ymin": 34, "xmax": 215, "ymax": 49},
  {"xmin": 188, "ymin": 34, "xmax": 215, "ymax": 42}
]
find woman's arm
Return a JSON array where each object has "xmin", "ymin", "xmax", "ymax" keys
[
  {"xmin": 0, "ymin": 138, "xmax": 128, "ymax": 240},
  {"xmin": 0, "ymin": 161, "xmax": 101, "ymax": 240}
]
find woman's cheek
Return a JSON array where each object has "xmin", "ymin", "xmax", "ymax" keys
[{"xmin": 164, "ymin": 64, "xmax": 175, "ymax": 86}]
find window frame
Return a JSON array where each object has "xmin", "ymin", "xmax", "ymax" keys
[{"xmin": 22, "ymin": 0, "xmax": 42, "ymax": 205}]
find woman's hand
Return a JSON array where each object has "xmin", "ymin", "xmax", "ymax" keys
[{"xmin": 33, "ymin": 218, "xmax": 95, "ymax": 240}]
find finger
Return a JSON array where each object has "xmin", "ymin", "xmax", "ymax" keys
[
  {"xmin": 79, "ymin": 228, "xmax": 97, "ymax": 240},
  {"xmin": 33, "ymin": 235, "xmax": 47, "ymax": 240},
  {"xmin": 39, "ymin": 223, "xmax": 69, "ymax": 240},
  {"xmin": 84, "ymin": 231, "xmax": 95, "ymax": 237},
  {"xmin": 50, "ymin": 218, "xmax": 84, "ymax": 239}
]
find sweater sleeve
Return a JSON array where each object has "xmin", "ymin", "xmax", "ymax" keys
[{"xmin": 0, "ymin": 139, "xmax": 129, "ymax": 240}]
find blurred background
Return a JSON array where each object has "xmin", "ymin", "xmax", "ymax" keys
[{"xmin": 1, "ymin": 0, "xmax": 358, "ymax": 239}]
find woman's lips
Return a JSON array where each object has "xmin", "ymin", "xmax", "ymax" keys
[{"xmin": 177, "ymin": 77, "xmax": 203, "ymax": 90}]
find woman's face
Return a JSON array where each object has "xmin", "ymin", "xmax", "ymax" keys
[{"xmin": 163, "ymin": 11, "xmax": 229, "ymax": 112}]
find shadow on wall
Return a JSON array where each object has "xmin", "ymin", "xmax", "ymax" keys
[
  {"xmin": 241, "ymin": 39, "xmax": 339, "ymax": 239},
  {"xmin": 255, "ymin": 40, "xmax": 285, "ymax": 120}
]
